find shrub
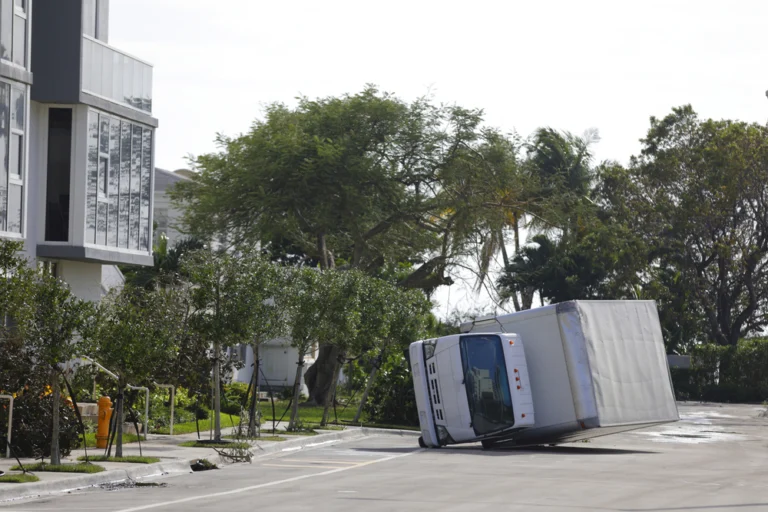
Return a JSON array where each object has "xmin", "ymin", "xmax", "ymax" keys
[
  {"xmin": 0, "ymin": 390, "xmax": 81, "ymax": 458},
  {"xmin": 363, "ymin": 352, "xmax": 418, "ymax": 427},
  {"xmin": 673, "ymin": 338, "xmax": 768, "ymax": 403},
  {"xmin": 221, "ymin": 382, "xmax": 250, "ymax": 415}
]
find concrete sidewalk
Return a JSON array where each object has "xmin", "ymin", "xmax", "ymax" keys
[{"xmin": 0, "ymin": 426, "xmax": 418, "ymax": 503}]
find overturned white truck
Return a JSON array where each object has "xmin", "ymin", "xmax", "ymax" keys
[{"xmin": 409, "ymin": 300, "xmax": 679, "ymax": 448}]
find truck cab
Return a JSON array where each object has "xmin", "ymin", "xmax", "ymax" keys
[{"xmin": 409, "ymin": 333, "xmax": 535, "ymax": 448}]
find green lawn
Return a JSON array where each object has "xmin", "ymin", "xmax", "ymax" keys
[
  {"xmin": 261, "ymin": 401, "xmax": 360, "ymax": 425},
  {"xmin": 79, "ymin": 432, "xmax": 142, "ymax": 448},
  {"xmin": 76, "ymin": 455, "xmax": 160, "ymax": 464},
  {"xmin": 152, "ymin": 415, "xmax": 242, "ymax": 435},
  {"xmin": 11, "ymin": 463, "xmax": 105, "ymax": 474},
  {"xmin": 0, "ymin": 473, "xmax": 40, "ymax": 483}
]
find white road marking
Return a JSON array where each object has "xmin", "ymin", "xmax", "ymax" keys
[
  {"xmin": 281, "ymin": 459, "xmax": 364, "ymax": 465},
  {"xmin": 113, "ymin": 448, "xmax": 422, "ymax": 512},
  {"xmin": 262, "ymin": 463, "xmax": 342, "ymax": 469}
]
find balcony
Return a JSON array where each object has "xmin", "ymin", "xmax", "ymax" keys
[{"xmin": 81, "ymin": 35, "xmax": 152, "ymax": 114}]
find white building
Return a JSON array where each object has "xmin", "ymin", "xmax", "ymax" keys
[{"xmin": 1, "ymin": 0, "xmax": 157, "ymax": 301}]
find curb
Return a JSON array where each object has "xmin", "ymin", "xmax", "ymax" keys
[
  {"xmin": 0, "ymin": 460, "xmax": 192, "ymax": 503},
  {"xmin": 0, "ymin": 427, "xmax": 418, "ymax": 503}
]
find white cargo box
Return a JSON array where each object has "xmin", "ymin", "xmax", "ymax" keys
[{"xmin": 461, "ymin": 300, "xmax": 679, "ymax": 444}]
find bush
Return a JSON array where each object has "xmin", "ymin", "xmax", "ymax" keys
[
  {"xmin": 0, "ymin": 390, "xmax": 81, "ymax": 458},
  {"xmin": 673, "ymin": 338, "xmax": 768, "ymax": 403},
  {"xmin": 363, "ymin": 352, "xmax": 418, "ymax": 427},
  {"xmin": 221, "ymin": 382, "xmax": 249, "ymax": 415}
]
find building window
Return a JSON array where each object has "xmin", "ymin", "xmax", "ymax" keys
[
  {"xmin": 45, "ymin": 108, "xmax": 73, "ymax": 243},
  {"xmin": 83, "ymin": 0, "xmax": 98, "ymax": 39},
  {"xmin": 0, "ymin": 80, "xmax": 25, "ymax": 234},
  {"xmin": 0, "ymin": 0, "xmax": 27, "ymax": 68},
  {"xmin": 86, "ymin": 110, "xmax": 153, "ymax": 251}
]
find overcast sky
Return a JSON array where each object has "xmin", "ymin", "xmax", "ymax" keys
[{"xmin": 110, "ymin": 0, "xmax": 768, "ymax": 319}]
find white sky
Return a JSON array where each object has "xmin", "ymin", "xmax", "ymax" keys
[{"xmin": 110, "ymin": 0, "xmax": 768, "ymax": 320}]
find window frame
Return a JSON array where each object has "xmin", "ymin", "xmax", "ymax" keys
[
  {"xmin": 84, "ymin": 107, "xmax": 154, "ymax": 252},
  {"xmin": 83, "ymin": 0, "xmax": 98, "ymax": 39},
  {"xmin": 459, "ymin": 334, "xmax": 516, "ymax": 436},
  {"xmin": 2, "ymin": 0, "xmax": 28, "ymax": 69},
  {"xmin": 0, "ymin": 79, "xmax": 26, "ymax": 237}
]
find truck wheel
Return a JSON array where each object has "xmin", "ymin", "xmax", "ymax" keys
[{"xmin": 418, "ymin": 436, "xmax": 427, "ymax": 448}]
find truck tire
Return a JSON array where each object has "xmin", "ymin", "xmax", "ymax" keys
[{"xmin": 418, "ymin": 436, "xmax": 427, "ymax": 448}]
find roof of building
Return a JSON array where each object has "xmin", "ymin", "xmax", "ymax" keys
[{"xmin": 154, "ymin": 168, "xmax": 193, "ymax": 193}]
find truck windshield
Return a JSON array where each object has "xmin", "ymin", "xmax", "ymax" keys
[{"xmin": 460, "ymin": 335, "xmax": 515, "ymax": 436}]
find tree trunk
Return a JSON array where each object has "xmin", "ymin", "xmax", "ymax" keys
[
  {"xmin": 50, "ymin": 370, "xmax": 61, "ymax": 465},
  {"xmin": 510, "ymin": 220, "xmax": 522, "ymax": 312},
  {"xmin": 288, "ymin": 355, "xmax": 305, "ymax": 430},
  {"xmin": 353, "ymin": 356, "xmax": 380, "ymax": 423},
  {"xmin": 521, "ymin": 287, "xmax": 535, "ymax": 310},
  {"xmin": 213, "ymin": 342, "xmax": 222, "ymax": 441},
  {"xmin": 305, "ymin": 345, "xmax": 339, "ymax": 405},
  {"xmin": 115, "ymin": 389, "xmax": 124, "ymax": 458},
  {"xmin": 320, "ymin": 354, "xmax": 344, "ymax": 427},
  {"xmin": 317, "ymin": 233, "xmax": 329, "ymax": 270},
  {"xmin": 248, "ymin": 344, "xmax": 260, "ymax": 437}
]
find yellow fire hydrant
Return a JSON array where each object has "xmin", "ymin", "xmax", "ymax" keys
[{"xmin": 96, "ymin": 396, "xmax": 113, "ymax": 449}]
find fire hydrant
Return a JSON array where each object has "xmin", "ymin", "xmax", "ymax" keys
[{"xmin": 96, "ymin": 396, "xmax": 113, "ymax": 449}]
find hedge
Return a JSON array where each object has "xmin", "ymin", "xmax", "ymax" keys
[{"xmin": 671, "ymin": 337, "xmax": 768, "ymax": 403}]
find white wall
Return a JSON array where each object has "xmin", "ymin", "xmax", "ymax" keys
[
  {"xmin": 57, "ymin": 260, "xmax": 104, "ymax": 302},
  {"xmin": 22, "ymin": 101, "xmax": 46, "ymax": 263}
]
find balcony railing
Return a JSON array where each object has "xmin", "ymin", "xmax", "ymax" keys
[{"xmin": 81, "ymin": 36, "xmax": 153, "ymax": 114}]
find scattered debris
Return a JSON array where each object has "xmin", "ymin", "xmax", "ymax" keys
[
  {"xmin": 190, "ymin": 459, "xmax": 218, "ymax": 471},
  {"xmin": 99, "ymin": 479, "xmax": 168, "ymax": 491}
]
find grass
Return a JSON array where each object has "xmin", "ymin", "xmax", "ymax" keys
[
  {"xmin": 179, "ymin": 441, "xmax": 255, "ymax": 449},
  {"xmin": 152, "ymin": 415, "xmax": 241, "ymax": 435},
  {"xmin": 261, "ymin": 400, "xmax": 360, "ymax": 425},
  {"xmin": 79, "ymin": 432, "xmax": 142, "ymax": 448},
  {"xmin": 0, "ymin": 473, "xmax": 41, "ymax": 483},
  {"xmin": 76, "ymin": 455, "xmax": 160, "ymax": 464},
  {"xmin": 11, "ymin": 463, "xmax": 105, "ymax": 474}
]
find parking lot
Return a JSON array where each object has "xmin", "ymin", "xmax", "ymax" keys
[{"xmin": 2, "ymin": 403, "xmax": 767, "ymax": 512}]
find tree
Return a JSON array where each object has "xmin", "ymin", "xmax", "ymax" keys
[
  {"xmin": 623, "ymin": 106, "xmax": 768, "ymax": 346},
  {"xmin": 241, "ymin": 260, "xmax": 290, "ymax": 436},
  {"xmin": 353, "ymin": 287, "xmax": 431, "ymax": 422},
  {"xmin": 284, "ymin": 268, "xmax": 325, "ymax": 430},
  {"xmin": 122, "ymin": 235, "xmax": 205, "ymax": 290},
  {"xmin": 11, "ymin": 264, "xmax": 92, "ymax": 465},
  {"xmin": 171, "ymin": 86, "xmax": 541, "ymax": 405},
  {"xmin": 317, "ymin": 271, "xmax": 365, "ymax": 426},
  {"xmin": 183, "ymin": 248, "xmax": 269, "ymax": 441},
  {"xmin": 90, "ymin": 286, "xmax": 185, "ymax": 456}
]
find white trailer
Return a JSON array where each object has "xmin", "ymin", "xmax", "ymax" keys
[{"xmin": 409, "ymin": 300, "xmax": 679, "ymax": 448}]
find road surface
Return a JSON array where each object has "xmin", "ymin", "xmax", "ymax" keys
[{"xmin": 1, "ymin": 403, "xmax": 767, "ymax": 512}]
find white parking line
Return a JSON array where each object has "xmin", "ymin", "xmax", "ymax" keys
[{"xmin": 113, "ymin": 448, "xmax": 422, "ymax": 512}]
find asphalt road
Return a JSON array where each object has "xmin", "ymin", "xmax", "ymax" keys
[{"xmin": 2, "ymin": 403, "xmax": 767, "ymax": 512}]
